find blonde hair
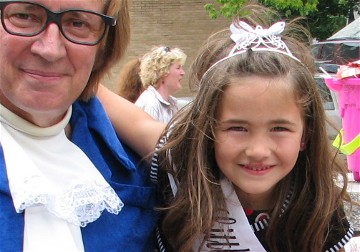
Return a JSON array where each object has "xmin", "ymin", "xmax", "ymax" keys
[
  {"xmin": 81, "ymin": 0, "xmax": 130, "ymax": 101},
  {"xmin": 139, "ymin": 46, "xmax": 187, "ymax": 88}
]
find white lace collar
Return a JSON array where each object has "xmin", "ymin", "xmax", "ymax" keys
[{"xmin": 0, "ymin": 104, "xmax": 123, "ymax": 250}]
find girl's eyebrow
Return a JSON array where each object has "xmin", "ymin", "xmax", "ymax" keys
[
  {"xmin": 219, "ymin": 119, "xmax": 247, "ymax": 124},
  {"xmin": 219, "ymin": 118, "xmax": 297, "ymax": 126},
  {"xmin": 269, "ymin": 119, "xmax": 298, "ymax": 125}
]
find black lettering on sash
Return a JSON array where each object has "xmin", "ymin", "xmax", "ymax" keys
[
  {"xmin": 216, "ymin": 216, "xmax": 236, "ymax": 225},
  {"xmin": 204, "ymin": 211, "xmax": 250, "ymax": 251}
]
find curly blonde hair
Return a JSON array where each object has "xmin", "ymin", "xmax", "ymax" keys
[{"xmin": 139, "ymin": 46, "xmax": 187, "ymax": 88}]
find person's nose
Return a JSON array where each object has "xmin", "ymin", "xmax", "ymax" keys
[
  {"xmin": 30, "ymin": 23, "xmax": 67, "ymax": 62},
  {"xmin": 180, "ymin": 67, "xmax": 185, "ymax": 76},
  {"xmin": 244, "ymin": 134, "xmax": 271, "ymax": 160}
]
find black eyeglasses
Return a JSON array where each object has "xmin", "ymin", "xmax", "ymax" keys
[
  {"xmin": 163, "ymin": 46, "xmax": 171, "ymax": 52},
  {"xmin": 0, "ymin": 1, "xmax": 117, "ymax": 45}
]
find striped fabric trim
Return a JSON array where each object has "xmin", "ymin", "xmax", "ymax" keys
[
  {"xmin": 249, "ymin": 184, "xmax": 354, "ymax": 252},
  {"xmin": 280, "ymin": 185, "xmax": 294, "ymax": 217},
  {"xmin": 151, "ymin": 136, "xmax": 169, "ymax": 251},
  {"xmin": 150, "ymin": 136, "xmax": 166, "ymax": 184},
  {"xmin": 325, "ymin": 226, "xmax": 354, "ymax": 252},
  {"xmin": 251, "ymin": 216, "xmax": 270, "ymax": 232},
  {"xmin": 251, "ymin": 186, "xmax": 293, "ymax": 232},
  {"xmin": 155, "ymin": 227, "xmax": 166, "ymax": 252},
  {"xmin": 150, "ymin": 151, "xmax": 159, "ymax": 184}
]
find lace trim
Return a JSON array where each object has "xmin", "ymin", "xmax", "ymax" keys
[{"xmin": 12, "ymin": 178, "xmax": 123, "ymax": 227}]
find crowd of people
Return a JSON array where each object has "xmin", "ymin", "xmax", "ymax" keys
[{"xmin": 0, "ymin": 0, "xmax": 357, "ymax": 251}]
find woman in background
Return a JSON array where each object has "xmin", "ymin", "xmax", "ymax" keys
[{"xmin": 135, "ymin": 46, "xmax": 187, "ymax": 123}]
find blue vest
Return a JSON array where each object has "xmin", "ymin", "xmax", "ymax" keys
[{"xmin": 0, "ymin": 97, "xmax": 158, "ymax": 251}]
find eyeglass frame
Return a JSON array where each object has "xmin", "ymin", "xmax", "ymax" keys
[{"xmin": 0, "ymin": 0, "xmax": 117, "ymax": 46}]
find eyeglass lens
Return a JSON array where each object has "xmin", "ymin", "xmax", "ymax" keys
[{"xmin": 1, "ymin": 2, "xmax": 108, "ymax": 45}]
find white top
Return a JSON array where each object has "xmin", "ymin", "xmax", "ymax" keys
[{"xmin": 135, "ymin": 86, "xmax": 178, "ymax": 123}]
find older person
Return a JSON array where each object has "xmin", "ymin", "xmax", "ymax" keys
[
  {"xmin": 135, "ymin": 46, "xmax": 187, "ymax": 123},
  {"xmin": 0, "ymin": 0, "xmax": 157, "ymax": 251}
]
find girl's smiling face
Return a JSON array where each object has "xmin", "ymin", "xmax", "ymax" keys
[{"xmin": 214, "ymin": 75, "xmax": 304, "ymax": 209}]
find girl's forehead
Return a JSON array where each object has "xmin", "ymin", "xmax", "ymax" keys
[
  {"xmin": 227, "ymin": 75, "xmax": 295, "ymax": 94},
  {"xmin": 219, "ymin": 75, "xmax": 301, "ymax": 112},
  {"xmin": 217, "ymin": 80, "xmax": 304, "ymax": 124}
]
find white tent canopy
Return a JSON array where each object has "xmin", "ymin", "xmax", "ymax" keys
[{"xmin": 328, "ymin": 18, "xmax": 360, "ymax": 40}]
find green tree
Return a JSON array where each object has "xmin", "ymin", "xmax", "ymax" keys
[{"xmin": 205, "ymin": 0, "xmax": 359, "ymax": 40}]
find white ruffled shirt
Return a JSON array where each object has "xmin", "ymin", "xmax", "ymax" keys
[{"xmin": 0, "ymin": 105, "xmax": 123, "ymax": 251}]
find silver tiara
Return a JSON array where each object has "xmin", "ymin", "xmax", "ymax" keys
[{"xmin": 202, "ymin": 21, "xmax": 300, "ymax": 78}]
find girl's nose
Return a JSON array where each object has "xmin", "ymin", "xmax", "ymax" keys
[
  {"xmin": 245, "ymin": 136, "xmax": 271, "ymax": 160},
  {"xmin": 30, "ymin": 23, "xmax": 67, "ymax": 62}
]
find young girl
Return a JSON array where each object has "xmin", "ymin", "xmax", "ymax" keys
[
  {"xmin": 98, "ymin": 8, "xmax": 354, "ymax": 252},
  {"xmin": 155, "ymin": 16, "xmax": 356, "ymax": 252}
]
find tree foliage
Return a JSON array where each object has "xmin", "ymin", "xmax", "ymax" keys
[{"xmin": 204, "ymin": 0, "xmax": 359, "ymax": 40}]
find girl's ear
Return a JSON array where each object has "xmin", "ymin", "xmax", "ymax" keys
[
  {"xmin": 300, "ymin": 130, "xmax": 307, "ymax": 151},
  {"xmin": 300, "ymin": 141, "xmax": 306, "ymax": 151}
]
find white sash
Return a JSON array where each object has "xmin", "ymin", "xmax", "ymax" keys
[
  {"xmin": 192, "ymin": 179, "xmax": 266, "ymax": 251},
  {"xmin": 166, "ymin": 173, "xmax": 266, "ymax": 251}
]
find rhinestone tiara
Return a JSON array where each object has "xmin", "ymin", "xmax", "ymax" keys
[{"xmin": 202, "ymin": 21, "xmax": 301, "ymax": 78}]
